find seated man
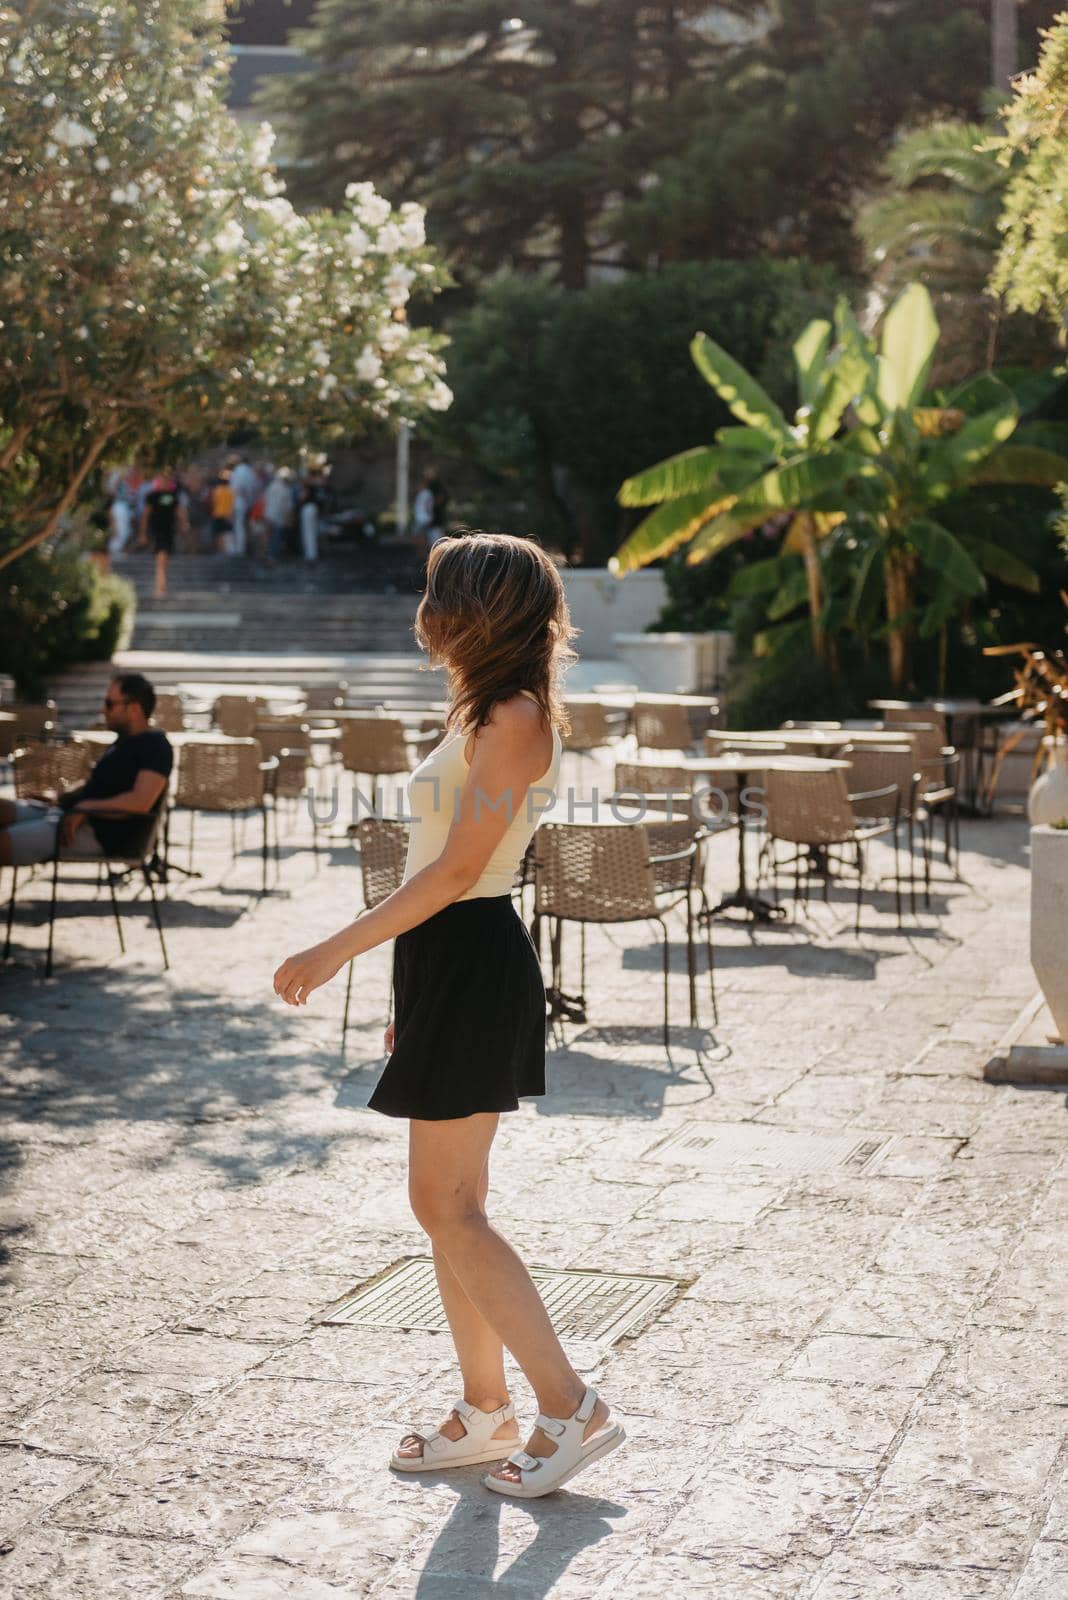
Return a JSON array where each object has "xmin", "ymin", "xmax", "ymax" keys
[{"xmin": 0, "ymin": 673, "xmax": 173, "ymax": 869}]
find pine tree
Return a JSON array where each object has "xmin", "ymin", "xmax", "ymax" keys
[{"xmin": 265, "ymin": 0, "xmax": 745, "ymax": 288}]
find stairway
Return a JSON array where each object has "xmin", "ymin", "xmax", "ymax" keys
[{"xmin": 46, "ymin": 545, "xmax": 437, "ymax": 729}]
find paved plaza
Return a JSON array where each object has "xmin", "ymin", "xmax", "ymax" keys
[{"xmin": 1, "ymin": 756, "xmax": 1066, "ymax": 1599}]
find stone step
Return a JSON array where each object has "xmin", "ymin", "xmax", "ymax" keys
[{"xmin": 44, "ymin": 651, "xmax": 443, "ymax": 731}]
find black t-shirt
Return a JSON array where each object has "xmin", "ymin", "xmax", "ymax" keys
[
  {"xmin": 145, "ymin": 486, "xmax": 179, "ymax": 538},
  {"xmin": 62, "ymin": 730, "xmax": 173, "ymax": 855}
]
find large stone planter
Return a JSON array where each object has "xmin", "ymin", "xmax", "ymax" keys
[
  {"xmin": 611, "ymin": 630, "xmax": 732, "ymax": 695},
  {"xmin": 1030, "ymin": 824, "xmax": 1068, "ymax": 1044},
  {"xmin": 1028, "ymin": 737, "xmax": 1068, "ymax": 825}
]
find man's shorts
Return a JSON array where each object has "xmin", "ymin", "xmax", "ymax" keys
[{"xmin": 6, "ymin": 801, "xmax": 105, "ymax": 867}]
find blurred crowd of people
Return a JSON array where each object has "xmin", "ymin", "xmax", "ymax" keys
[{"xmin": 98, "ymin": 456, "xmax": 328, "ymax": 595}]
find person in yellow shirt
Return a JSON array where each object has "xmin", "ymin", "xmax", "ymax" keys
[{"xmin": 209, "ymin": 471, "xmax": 234, "ymax": 554}]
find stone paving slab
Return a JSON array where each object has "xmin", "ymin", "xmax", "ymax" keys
[{"xmin": 1, "ymin": 752, "xmax": 1065, "ymax": 1598}]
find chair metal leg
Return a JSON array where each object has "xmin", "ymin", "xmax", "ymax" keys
[
  {"xmin": 342, "ymin": 958, "xmax": 354, "ymax": 1036},
  {"xmin": 892, "ymin": 823, "xmax": 902, "ymax": 928},
  {"xmin": 143, "ymin": 865, "xmax": 169, "ymax": 970},
  {"xmin": 260, "ymin": 805, "xmax": 268, "ymax": 894},
  {"xmin": 4, "ymin": 866, "xmax": 16, "ymax": 960},
  {"xmin": 46, "ymin": 852, "xmax": 60, "ymax": 978},
  {"xmin": 656, "ymin": 916, "xmax": 670, "ymax": 1051},
  {"xmin": 702, "ymin": 890, "xmax": 719, "ymax": 1024},
  {"xmin": 854, "ymin": 842, "xmax": 864, "ymax": 935},
  {"xmin": 107, "ymin": 870, "xmax": 126, "ymax": 954},
  {"xmin": 685, "ymin": 892, "xmax": 697, "ymax": 1026}
]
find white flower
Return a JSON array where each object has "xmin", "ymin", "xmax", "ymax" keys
[
  {"xmin": 251, "ymin": 120, "xmax": 275, "ymax": 167},
  {"xmin": 94, "ymin": 155, "xmax": 111, "ymax": 173},
  {"xmin": 309, "ymin": 338, "xmax": 330, "ymax": 368},
  {"xmin": 319, "ymin": 373, "xmax": 338, "ymax": 398},
  {"xmin": 369, "ymin": 220, "xmax": 403, "ymax": 255},
  {"xmin": 384, "ymin": 263, "xmax": 415, "ymax": 301},
  {"xmin": 345, "ymin": 180, "xmax": 391, "ymax": 229},
  {"xmin": 345, "ymin": 221, "xmax": 370, "ymax": 259},
  {"xmin": 110, "ymin": 182, "xmax": 141, "ymax": 206},
  {"xmin": 426, "ymin": 379, "xmax": 453, "ymax": 411},
  {"xmin": 355, "ymin": 345, "xmax": 383, "ymax": 382},
  {"xmin": 75, "ymin": 325, "xmax": 89, "ymax": 340},
  {"xmin": 397, "ymin": 203, "xmax": 426, "ymax": 249},
  {"xmin": 215, "ymin": 217, "xmax": 246, "ymax": 255},
  {"xmin": 50, "ymin": 115, "xmax": 95, "ymax": 148}
]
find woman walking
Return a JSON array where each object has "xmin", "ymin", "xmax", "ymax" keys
[{"xmin": 273, "ymin": 532, "xmax": 624, "ymax": 1497}]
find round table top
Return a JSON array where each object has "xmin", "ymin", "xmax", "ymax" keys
[
  {"xmin": 71, "ymin": 728, "xmax": 248, "ymax": 747},
  {"xmin": 868, "ymin": 698, "xmax": 1003, "ymax": 718},
  {"xmin": 680, "ymin": 753, "xmax": 853, "ymax": 775},
  {"xmin": 707, "ymin": 728, "xmax": 913, "ymax": 749}
]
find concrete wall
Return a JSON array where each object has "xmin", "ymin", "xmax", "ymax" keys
[{"xmin": 561, "ymin": 569, "xmax": 666, "ymax": 658}]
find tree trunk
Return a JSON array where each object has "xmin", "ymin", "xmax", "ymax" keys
[
  {"xmin": 884, "ymin": 549, "xmax": 912, "ymax": 691},
  {"xmin": 795, "ymin": 513, "xmax": 825, "ymax": 662},
  {"xmin": 0, "ymin": 428, "xmax": 115, "ymax": 572}
]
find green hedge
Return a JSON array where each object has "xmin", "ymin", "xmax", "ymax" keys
[{"xmin": 0, "ymin": 548, "xmax": 136, "ymax": 699}]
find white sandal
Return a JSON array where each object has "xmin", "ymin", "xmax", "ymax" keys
[
  {"xmin": 390, "ymin": 1398, "xmax": 518, "ymax": 1473},
  {"xmin": 482, "ymin": 1386, "xmax": 625, "ymax": 1499}
]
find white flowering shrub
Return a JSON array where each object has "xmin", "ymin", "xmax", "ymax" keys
[{"xmin": 0, "ymin": 0, "xmax": 451, "ymax": 567}]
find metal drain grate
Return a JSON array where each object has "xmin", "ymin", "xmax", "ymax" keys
[
  {"xmin": 646, "ymin": 1122, "xmax": 895, "ymax": 1174},
  {"xmin": 317, "ymin": 1258, "xmax": 683, "ymax": 1347}
]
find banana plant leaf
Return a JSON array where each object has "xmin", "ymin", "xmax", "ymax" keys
[
  {"xmin": 609, "ymin": 489, "xmax": 738, "ymax": 573},
  {"xmin": 904, "ymin": 517, "xmax": 986, "ymax": 595},
  {"xmin": 792, "ymin": 318, "xmax": 833, "ymax": 408},
  {"xmin": 618, "ymin": 445, "xmax": 742, "ymax": 507},
  {"xmin": 966, "ymin": 443, "xmax": 1068, "ymax": 486},
  {"xmin": 690, "ymin": 332, "xmax": 793, "ymax": 446},
  {"xmin": 876, "ymin": 282, "xmax": 939, "ymax": 414},
  {"xmin": 767, "ymin": 566, "xmax": 812, "ymax": 621},
  {"xmin": 833, "ymin": 296, "xmax": 883, "ymax": 428},
  {"xmin": 958, "ymin": 535, "xmax": 1040, "ymax": 592}
]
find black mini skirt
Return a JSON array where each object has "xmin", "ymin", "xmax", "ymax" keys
[{"xmin": 367, "ymin": 894, "xmax": 548, "ymax": 1121}]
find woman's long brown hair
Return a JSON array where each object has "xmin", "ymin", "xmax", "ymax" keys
[{"xmin": 414, "ymin": 531, "xmax": 579, "ymax": 738}]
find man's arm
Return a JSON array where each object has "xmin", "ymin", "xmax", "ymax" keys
[{"xmin": 72, "ymin": 770, "xmax": 167, "ymax": 817}]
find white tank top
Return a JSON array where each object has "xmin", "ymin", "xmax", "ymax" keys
[{"xmin": 400, "ymin": 690, "xmax": 562, "ymax": 901}]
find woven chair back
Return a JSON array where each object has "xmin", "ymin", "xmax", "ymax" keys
[
  {"xmin": 14, "ymin": 740, "xmax": 91, "ymax": 798},
  {"xmin": 632, "ymin": 699, "xmax": 694, "ymax": 752},
  {"xmin": 212, "ymin": 695, "xmax": 270, "ymax": 737},
  {"xmin": 844, "ymin": 746, "xmax": 917, "ymax": 818},
  {"xmin": 338, "ymin": 717, "xmax": 411, "ymax": 775},
  {"xmin": 253, "ymin": 722, "xmax": 311, "ymax": 761},
  {"xmin": 12, "ymin": 702, "xmax": 57, "ymax": 740},
  {"xmin": 152, "ymin": 693, "xmax": 185, "ymax": 732},
  {"xmin": 352, "ymin": 817, "xmax": 410, "ymax": 908},
  {"xmin": 765, "ymin": 766, "xmax": 855, "ymax": 845},
  {"xmin": 564, "ymin": 702, "xmax": 617, "ymax": 751},
  {"xmin": 642, "ymin": 816, "xmax": 699, "ymax": 893},
  {"xmin": 533, "ymin": 823, "xmax": 657, "ymax": 922},
  {"xmin": 174, "ymin": 738, "xmax": 265, "ymax": 811}
]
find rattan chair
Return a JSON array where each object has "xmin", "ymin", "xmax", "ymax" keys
[
  {"xmin": 563, "ymin": 701, "xmax": 629, "ymax": 766},
  {"xmin": 4, "ymin": 800, "xmax": 169, "ymax": 975},
  {"xmin": 338, "ymin": 716, "xmax": 425, "ymax": 824},
  {"xmin": 343, "ymin": 817, "xmax": 411, "ymax": 1036},
  {"xmin": 613, "ymin": 761, "xmax": 693, "ymax": 812},
  {"xmin": 841, "ymin": 744, "xmax": 924, "ymax": 913},
  {"xmin": 13, "ymin": 740, "xmax": 92, "ymax": 800},
  {"xmin": 152, "ymin": 693, "xmax": 186, "ymax": 733},
  {"xmin": 531, "ymin": 821, "xmax": 706, "ymax": 1046},
  {"xmin": 212, "ymin": 694, "xmax": 271, "ymax": 738},
  {"xmin": 759, "ymin": 766, "xmax": 902, "ymax": 930},
  {"xmin": 168, "ymin": 738, "xmax": 278, "ymax": 891},
  {"xmin": 303, "ymin": 682, "xmax": 348, "ymax": 712},
  {"xmin": 632, "ymin": 699, "xmax": 697, "ymax": 754},
  {"xmin": 10, "ymin": 702, "xmax": 58, "ymax": 743}
]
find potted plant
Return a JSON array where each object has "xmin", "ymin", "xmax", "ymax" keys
[{"xmin": 987, "ymin": 633, "xmax": 1068, "ymax": 1041}]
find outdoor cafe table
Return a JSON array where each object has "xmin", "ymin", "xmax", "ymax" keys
[
  {"xmin": 680, "ymin": 753, "xmax": 853, "ymax": 922},
  {"xmin": 539, "ymin": 754, "xmax": 851, "ymax": 925},
  {"xmin": 868, "ymin": 698, "xmax": 1012, "ymax": 812},
  {"xmin": 706, "ymin": 728, "xmax": 914, "ymax": 751}
]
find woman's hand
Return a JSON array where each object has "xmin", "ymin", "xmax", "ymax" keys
[
  {"xmin": 273, "ymin": 937, "xmax": 346, "ymax": 1007},
  {"xmin": 384, "ymin": 1021, "xmax": 395, "ymax": 1054}
]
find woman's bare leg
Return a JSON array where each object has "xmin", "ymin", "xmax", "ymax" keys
[
  {"xmin": 395, "ymin": 1153, "xmax": 518, "ymax": 1460},
  {"xmin": 403, "ymin": 1113, "xmax": 610, "ymax": 1480}
]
